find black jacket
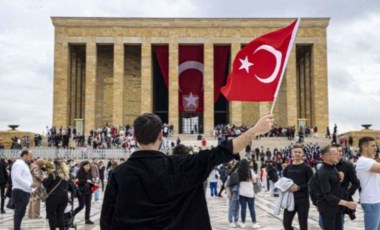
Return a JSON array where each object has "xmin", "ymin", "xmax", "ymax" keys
[
  {"xmin": 283, "ymin": 162, "xmax": 313, "ymax": 199},
  {"xmin": 43, "ymin": 172, "xmax": 69, "ymax": 198},
  {"xmin": 266, "ymin": 165, "xmax": 278, "ymax": 182},
  {"xmin": 100, "ymin": 140, "xmax": 234, "ymax": 230},
  {"xmin": 335, "ymin": 160, "xmax": 360, "ymax": 197},
  {"xmin": 318, "ymin": 162, "xmax": 343, "ymax": 214},
  {"xmin": 0, "ymin": 161, "xmax": 8, "ymax": 184},
  {"xmin": 76, "ymin": 170, "xmax": 93, "ymax": 195}
]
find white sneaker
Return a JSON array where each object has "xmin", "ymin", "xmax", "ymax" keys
[
  {"xmin": 229, "ymin": 222, "xmax": 237, "ymax": 228},
  {"xmin": 239, "ymin": 223, "xmax": 246, "ymax": 228},
  {"xmin": 252, "ymin": 223, "xmax": 260, "ymax": 229}
]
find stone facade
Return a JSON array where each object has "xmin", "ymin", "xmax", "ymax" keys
[
  {"xmin": 342, "ymin": 129, "xmax": 380, "ymax": 149},
  {"xmin": 52, "ymin": 17, "xmax": 330, "ymax": 135}
]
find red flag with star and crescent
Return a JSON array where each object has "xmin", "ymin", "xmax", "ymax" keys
[{"xmin": 220, "ymin": 19, "xmax": 299, "ymax": 102}]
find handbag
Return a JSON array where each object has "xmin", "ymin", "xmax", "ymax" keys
[
  {"xmin": 251, "ymin": 172, "xmax": 262, "ymax": 194},
  {"xmin": 6, "ymin": 197, "xmax": 15, "ymax": 209},
  {"xmin": 253, "ymin": 179, "xmax": 262, "ymax": 193},
  {"xmin": 41, "ymin": 179, "xmax": 63, "ymax": 202}
]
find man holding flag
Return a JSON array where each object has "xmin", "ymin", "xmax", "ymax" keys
[{"xmin": 101, "ymin": 19, "xmax": 299, "ymax": 229}]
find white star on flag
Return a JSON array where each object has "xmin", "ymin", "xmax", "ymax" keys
[
  {"xmin": 184, "ymin": 92, "xmax": 199, "ymax": 107},
  {"xmin": 239, "ymin": 56, "xmax": 254, "ymax": 73}
]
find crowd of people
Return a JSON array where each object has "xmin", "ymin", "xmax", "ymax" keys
[
  {"xmin": 1, "ymin": 113, "xmax": 380, "ymax": 230},
  {"xmin": 43, "ymin": 123, "xmax": 174, "ymax": 151},
  {"xmin": 9, "ymin": 135, "xmax": 43, "ymax": 150},
  {"xmin": 213, "ymin": 123, "xmax": 320, "ymax": 141},
  {"xmin": 205, "ymin": 142, "xmax": 364, "ymax": 229},
  {"xmin": 0, "ymin": 150, "xmax": 124, "ymax": 230}
]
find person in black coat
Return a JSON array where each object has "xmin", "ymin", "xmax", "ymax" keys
[
  {"xmin": 43, "ymin": 160, "xmax": 69, "ymax": 230},
  {"xmin": 73, "ymin": 161, "xmax": 94, "ymax": 224},
  {"xmin": 0, "ymin": 159, "xmax": 8, "ymax": 213},
  {"xmin": 98, "ymin": 161, "xmax": 105, "ymax": 192},
  {"xmin": 100, "ymin": 113, "xmax": 274, "ymax": 229},
  {"xmin": 266, "ymin": 161, "xmax": 279, "ymax": 197}
]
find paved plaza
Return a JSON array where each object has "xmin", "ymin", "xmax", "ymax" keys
[{"xmin": 0, "ymin": 188, "xmax": 364, "ymax": 230}]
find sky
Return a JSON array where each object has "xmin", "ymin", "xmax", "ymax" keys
[{"xmin": 0, "ymin": 0, "xmax": 379, "ymax": 134}]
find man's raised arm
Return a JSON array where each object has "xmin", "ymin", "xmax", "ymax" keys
[{"xmin": 232, "ymin": 114, "xmax": 274, "ymax": 154}]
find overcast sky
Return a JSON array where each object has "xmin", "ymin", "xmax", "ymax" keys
[{"xmin": 0, "ymin": 0, "xmax": 379, "ymax": 134}]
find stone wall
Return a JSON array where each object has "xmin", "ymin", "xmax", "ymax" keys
[
  {"xmin": 96, "ymin": 45, "xmax": 114, "ymax": 127},
  {"xmin": 123, "ymin": 45, "xmax": 141, "ymax": 125},
  {"xmin": 342, "ymin": 129, "xmax": 380, "ymax": 149}
]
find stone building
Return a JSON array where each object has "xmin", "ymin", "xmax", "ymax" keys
[{"xmin": 51, "ymin": 17, "xmax": 329, "ymax": 136}]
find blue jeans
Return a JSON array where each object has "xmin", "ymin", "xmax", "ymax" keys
[
  {"xmin": 228, "ymin": 191, "xmax": 240, "ymax": 223},
  {"xmin": 362, "ymin": 203, "xmax": 380, "ymax": 230},
  {"xmin": 239, "ymin": 195, "xmax": 256, "ymax": 223},
  {"xmin": 210, "ymin": 182, "xmax": 217, "ymax": 197},
  {"xmin": 94, "ymin": 187, "xmax": 100, "ymax": 201}
]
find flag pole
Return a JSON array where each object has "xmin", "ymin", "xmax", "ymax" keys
[{"xmin": 270, "ymin": 18, "xmax": 301, "ymax": 114}]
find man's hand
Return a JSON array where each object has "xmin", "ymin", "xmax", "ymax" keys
[
  {"xmin": 31, "ymin": 183, "xmax": 37, "ymax": 189},
  {"xmin": 289, "ymin": 184, "xmax": 298, "ymax": 192},
  {"xmin": 252, "ymin": 114, "xmax": 275, "ymax": 136},
  {"xmin": 338, "ymin": 171, "xmax": 344, "ymax": 182},
  {"xmin": 345, "ymin": 201, "xmax": 357, "ymax": 210},
  {"xmin": 232, "ymin": 114, "xmax": 275, "ymax": 154}
]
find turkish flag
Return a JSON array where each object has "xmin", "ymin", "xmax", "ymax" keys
[
  {"xmin": 220, "ymin": 19, "xmax": 299, "ymax": 101},
  {"xmin": 178, "ymin": 45, "xmax": 204, "ymax": 112}
]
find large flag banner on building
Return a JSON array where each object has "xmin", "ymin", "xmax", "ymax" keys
[
  {"xmin": 220, "ymin": 19, "xmax": 300, "ymax": 102},
  {"xmin": 178, "ymin": 45, "xmax": 204, "ymax": 112}
]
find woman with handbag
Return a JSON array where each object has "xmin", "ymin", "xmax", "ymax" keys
[
  {"xmin": 73, "ymin": 161, "xmax": 94, "ymax": 224},
  {"xmin": 28, "ymin": 158, "xmax": 45, "ymax": 218},
  {"xmin": 43, "ymin": 160, "xmax": 70, "ymax": 230},
  {"xmin": 238, "ymin": 159, "xmax": 260, "ymax": 229}
]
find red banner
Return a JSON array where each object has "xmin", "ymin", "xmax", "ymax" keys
[
  {"xmin": 179, "ymin": 45, "xmax": 204, "ymax": 112},
  {"xmin": 214, "ymin": 45, "xmax": 230, "ymax": 102},
  {"xmin": 154, "ymin": 45, "xmax": 169, "ymax": 88}
]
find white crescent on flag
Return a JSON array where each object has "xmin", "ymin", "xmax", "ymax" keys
[
  {"xmin": 178, "ymin": 60, "xmax": 204, "ymax": 92},
  {"xmin": 253, "ymin": 45, "xmax": 282, "ymax": 84}
]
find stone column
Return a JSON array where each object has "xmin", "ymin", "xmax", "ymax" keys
[
  {"xmin": 305, "ymin": 51, "xmax": 312, "ymax": 127},
  {"xmin": 141, "ymin": 42, "xmax": 153, "ymax": 114},
  {"xmin": 259, "ymin": 102, "xmax": 271, "ymax": 117},
  {"xmin": 84, "ymin": 42, "xmax": 97, "ymax": 135},
  {"xmin": 53, "ymin": 42, "xmax": 69, "ymax": 128},
  {"xmin": 229, "ymin": 43, "xmax": 242, "ymax": 126},
  {"xmin": 75, "ymin": 56, "xmax": 83, "ymax": 119},
  {"xmin": 285, "ymin": 46, "xmax": 297, "ymax": 126},
  {"xmin": 168, "ymin": 43, "xmax": 179, "ymax": 135},
  {"xmin": 113, "ymin": 43, "xmax": 124, "ymax": 128},
  {"xmin": 203, "ymin": 43, "xmax": 214, "ymax": 136},
  {"xmin": 69, "ymin": 49, "xmax": 77, "ymax": 126},
  {"xmin": 299, "ymin": 57, "xmax": 305, "ymax": 119},
  {"xmin": 312, "ymin": 42, "xmax": 328, "ymax": 131}
]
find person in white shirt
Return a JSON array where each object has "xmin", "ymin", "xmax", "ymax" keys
[
  {"xmin": 11, "ymin": 150, "xmax": 36, "ymax": 230},
  {"xmin": 238, "ymin": 159, "xmax": 260, "ymax": 229},
  {"xmin": 209, "ymin": 167, "xmax": 220, "ymax": 198},
  {"xmin": 356, "ymin": 136, "xmax": 380, "ymax": 230}
]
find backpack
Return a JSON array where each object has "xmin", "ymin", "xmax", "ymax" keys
[
  {"xmin": 214, "ymin": 170, "xmax": 219, "ymax": 180},
  {"xmin": 308, "ymin": 170, "xmax": 323, "ymax": 206}
]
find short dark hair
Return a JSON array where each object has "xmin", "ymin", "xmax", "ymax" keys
[
  {"xmin": 20, "ymin": 150, "xmax": 30, "ymax": 158},
  {"xmin": 321, "ymin": 145, "xmax": 333, "ymax": 156},
  {"xmin": 292, "ymin": 144, "xmax": 304, "ymax": 151},
  {"xmin": 133, "ymin": 113, "xmax": 162, "ymax": 145},
  {"xmin": 359, "ymin": 136, "xmax": 375, "ymax": 151}
]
